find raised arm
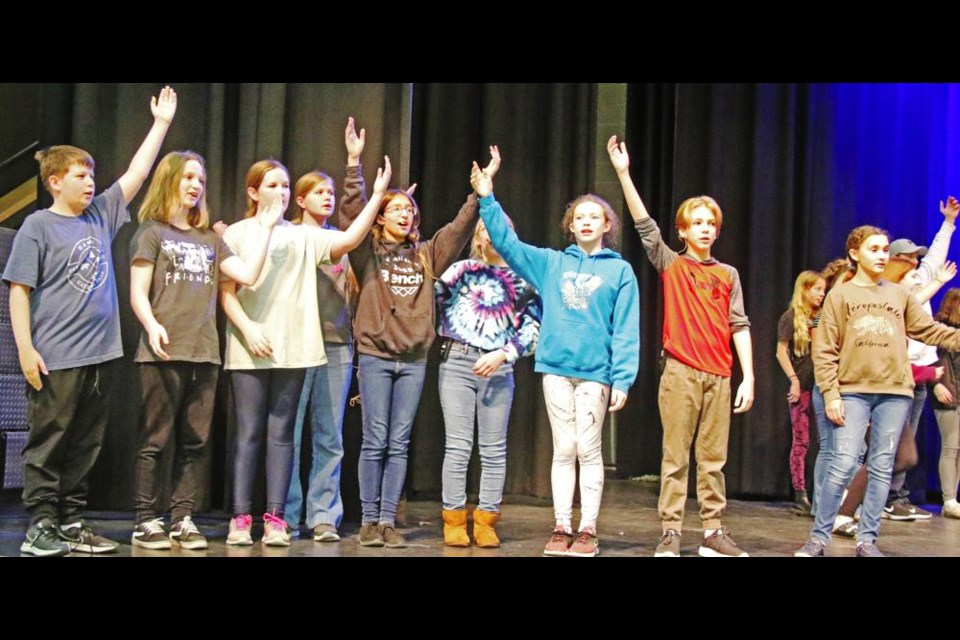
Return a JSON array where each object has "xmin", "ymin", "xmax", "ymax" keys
[
  {"xmin": 425, "ymin": 148, "xmax": 501, "ymax": 275},
  {"xmin": 607, "ymin": 135, "xmax": 652, "ymax": 223},
  {"xmin": 329, "ymin": 156, "xmax": 391, "ymax": 261},
  {"xmin": 119, "ymin": 86, "xmax": 177, "ymax": 204},
  {"xmin": 915, "ymin": 260, "xmax": 957, "ymax": 304},
  {"xmin": 608, "ymin": 135, "xmax": 677, "ymax": 273},
  {"xmin": 917, "ymin": 196, "xmax": 959, "ymax": 285},
  {"xmin": 471, "ymin": 159, "xmax": 551, "ymax": 290}
]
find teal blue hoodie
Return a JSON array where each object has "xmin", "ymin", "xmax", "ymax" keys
[{"xmin": 479, "ymin": 194, "xmax": 640, "ymax": 393}]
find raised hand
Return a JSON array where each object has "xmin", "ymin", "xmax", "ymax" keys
[
  {"xmin": 470, "ymin": 161, "xmax": 493, "ymax": 197},
  {"xmin": 942, "ymin": 196, "xmax": 960, "ymax": 224},
  {"xmin": 406, "ymin": 183, "xmax": 418, "ymax": 197},
  {"xmin": 936, "ymin": 260, "xmax": 958, "ymax": 285},
  {"xmin": 607, "ymin": 135, "xmax": 630, "ymax": 174},
  {"xmin": 373, "ymin": 156, "xmax": 392, "ymax": 195},
  {"xmin": 483, "ymin": 145, "xmax": 501, "ymax": 179},
  {"xmin": 151, "ymin": 86, "xmax": 178, "ymax": 124},
  {"xmin": 212, "ymin": 220, "xmax": 228, "ymax": 237},
  {"xmin": 345, "ymin": 116, "xmax": 366, "ymax": 164}
]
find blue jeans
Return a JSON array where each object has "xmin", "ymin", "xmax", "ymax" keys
[
  {"xmin": 284, "ymin": 343, "xmax": 354, "ymax": 529},
  {"xmin": 888, "ymin": 383, "xmax": 927, "ymax": 505},
  {"xmin": 357, "ymin": 354, "xmax": 427, "ymax": 525},
  {"xmin": 231, "ymin": 368, "xmax": 306, "ymax": 516},
  {"xmin": 439, "ymin": 345, "xmax": 514, "ymax": 513},
  {"xmin": 810, "ymin": 386, "xmax": 832, "ymax": 516},
  {"xmin": 811, "ymin": 393, "xmax": 910, "ymax": 544}
]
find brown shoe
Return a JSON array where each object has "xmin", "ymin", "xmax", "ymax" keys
[
  {"xmin": 698, "ymin": 527, "xmax": 749, "ymax": 557},
  {"xmin": 358, "ymin": 522, "xmax": 384, "ymax": 547},
  {"xmin": 380, "ymin": 524, "xmax": 407, "ymax": 548},
  {"xmin": 566, "ymin": 529, "xmax": 599, "ymax": 557},
  {"xmin": 542, "ymin": 526, "xmax": 574, "ymax": 557}
]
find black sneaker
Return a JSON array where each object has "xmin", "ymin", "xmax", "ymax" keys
[
  {"xmin": 170, "ymin": 516, "xmax": 207, "ymax": 550},
  {"xmin": 59, "ymin": 522, "xmax": 119, "ymax": 554},
  {"xmin": 132, "ymin": 518, "xmax": 172, "ymax": 549},
  {"xmin": 20, "ymin": 519, "xmax": 70, "ymax": 557}
]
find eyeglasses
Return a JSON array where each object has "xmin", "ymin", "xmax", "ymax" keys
[{"xmin": 384, "ymin": 205, "xmax": 415, "ymax": 216}]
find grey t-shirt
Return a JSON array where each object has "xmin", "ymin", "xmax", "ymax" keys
[
  {"xmin": 2, "ymin": 181, "xmax": 129, "ymax": 370},
  {"xmin": 130, "ymin": 221, "xmax": 234, "ymax": 364}
]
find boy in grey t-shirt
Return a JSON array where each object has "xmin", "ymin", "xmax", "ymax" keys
[{"xmin": 2, "ymin": 86, "xmax": 177, "ymax": 556}]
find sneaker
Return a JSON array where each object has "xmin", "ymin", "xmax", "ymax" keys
[
  {"xmin": 856, "ymin": 541, "xmax": 885, "ymax": 557},
  {"xmin": 883, "ymin": 502, "xmax": 932, "ymax": 521},
  {"xmin": 794, "ymin": 537, "xmax": 826, "ymax": 557},
  {"xmin": 132, "ymin": 518, "xmax": 172, "ymax": 550},
  {"xmin": 286, "ymin": 525, "xmax": 301, "ymax": 539},
  {"xmin": 654, "ymin": 529, "xmax": 681, "ymax": 557},
  {"xmin": 380, "ymin": 524, "xmax": 407, "ymax": 548},
  {"xmin": 170, "ymin": 516, "xmax": 208, "ymax": 550},
  {"xmin": 943, "ymin": 501, "xmax": 960, "ymax": 519},
  {"xmin": 567, "ymin": 529, "xmax": 599, "ymax": 557},
  {"xmin": 20, "ymin": 519, "xmax": 69, "ymax": 557},
  {"xmin": 542, "ymin": 526, "xmax": 574, "ymax": 557},
  {"xmin": 226, "ymin": 514, "xmax": 253, "ymax": 546},
  {"xmin": 262, "ymin": 513, "xmax": 291, "ymax": 547},
  {"xmin": 832, "ymin": 520, "xmax": 858, "ymax": 539},
  {"xmin": 58, "ymin": 522, "xmax": 119, "ymax": 554},
  {"xmin": 358, "ymin": 522, "xmax": 384, "ymax": 547},
  {"xmin": 313, "ymin": 523, "xmax": 340, "ymax": 542},
  {"xmin": 698, "ymin": 527, "xmax": 749, "ymax": 557}
]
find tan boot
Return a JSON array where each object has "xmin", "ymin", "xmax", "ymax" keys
[
  {"xmin": 442, "ymin": 509, "xmax": 470, "ymax": 547},
  {"xmin": 473, "ymin": 509, "xmax": 501, "ymax": 548}
]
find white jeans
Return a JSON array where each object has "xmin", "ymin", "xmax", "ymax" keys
[{"xmin": 542, "ymin": 374, "xmax": 609, "ymax": 531}]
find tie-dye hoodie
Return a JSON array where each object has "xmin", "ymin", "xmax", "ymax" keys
[
  {"xmin": 435, "ymin": 259, "xmax": 542, "ymax": 362},
  {"xmin": 478, "ymin": 194, "xmax": 640, "ymax": 393}
]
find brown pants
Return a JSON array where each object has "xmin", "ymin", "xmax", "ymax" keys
[{"xmin": 658, "ymin": 357, "xmax": 731, "ymax": 532}]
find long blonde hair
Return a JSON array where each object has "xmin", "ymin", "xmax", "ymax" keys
[
  {"xmin": 137, "ymin": 151, "xmax": 210, "ymax": 229},
  {"xmin": 790, "ymin": 270, "xmax": 824, "ymax": 357}
]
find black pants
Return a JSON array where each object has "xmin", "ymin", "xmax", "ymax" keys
[
  {"xmin": 22, "ymin": 363, "xmax": 111, "ymax": 526},
  {"xmin": 135, "ymin": 362, "xmax": 218, "ymax": 523}
]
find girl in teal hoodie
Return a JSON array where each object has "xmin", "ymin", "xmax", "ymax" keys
[{"xmin": 470, "ymin": 161, "xmax": 639, "ymax": 558}]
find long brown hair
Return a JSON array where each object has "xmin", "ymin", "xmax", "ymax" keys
[
  {"xmin": 936, "ymin": 288, "xmax": 960, "ymax": 327},
  {"xmin": 138, "ymin": 151, "xmax": 210, "ymax": 229}
]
